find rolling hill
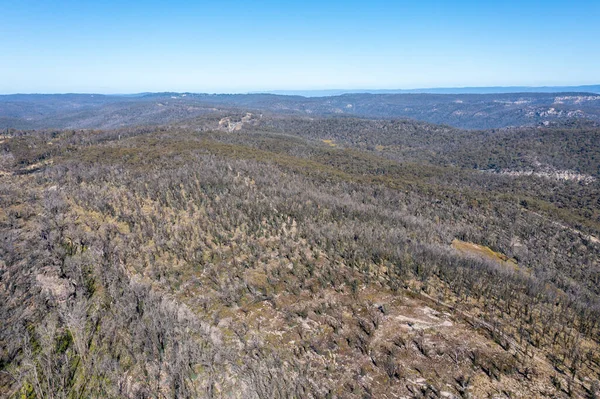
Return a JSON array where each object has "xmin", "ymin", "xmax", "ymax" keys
[{"xmin": 1, "ymin": 107, "xmax": 599, "ymax": 398}]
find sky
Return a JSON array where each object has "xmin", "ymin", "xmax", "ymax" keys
[{"xmin": 1, "ymin": 0, "xmax": 599, "ymax": 93}]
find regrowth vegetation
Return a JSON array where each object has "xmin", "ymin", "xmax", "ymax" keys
[{"xmin": 1, "ymin": 113, "xmax": 599, "ymax": 398}]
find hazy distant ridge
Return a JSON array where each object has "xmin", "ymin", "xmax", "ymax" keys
[
  {"xmin": 265, "ymin": 85, "xmax": 600, "ymax": 97},
  {"xmin": 2, "ymin": 90, "xmax": 600, "ymax": 130}
]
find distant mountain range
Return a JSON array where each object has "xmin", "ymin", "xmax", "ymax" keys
[{"xmin": 263, "ymin": 85, "xmax": 600, "ymax": 97}]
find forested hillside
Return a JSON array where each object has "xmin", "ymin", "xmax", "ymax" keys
[{"xmin": 1, "ymin": 114, "xmax": 599, "ymax": 398}]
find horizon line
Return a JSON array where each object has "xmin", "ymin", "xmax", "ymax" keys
[{"xmin": 1, "ymin": 83, "xmax": 600, "ymax": 96}]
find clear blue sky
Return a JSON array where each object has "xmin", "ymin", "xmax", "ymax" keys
[{"xmin": 1, "ymin": 0, "xmax": 599, "ymax": 93}]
